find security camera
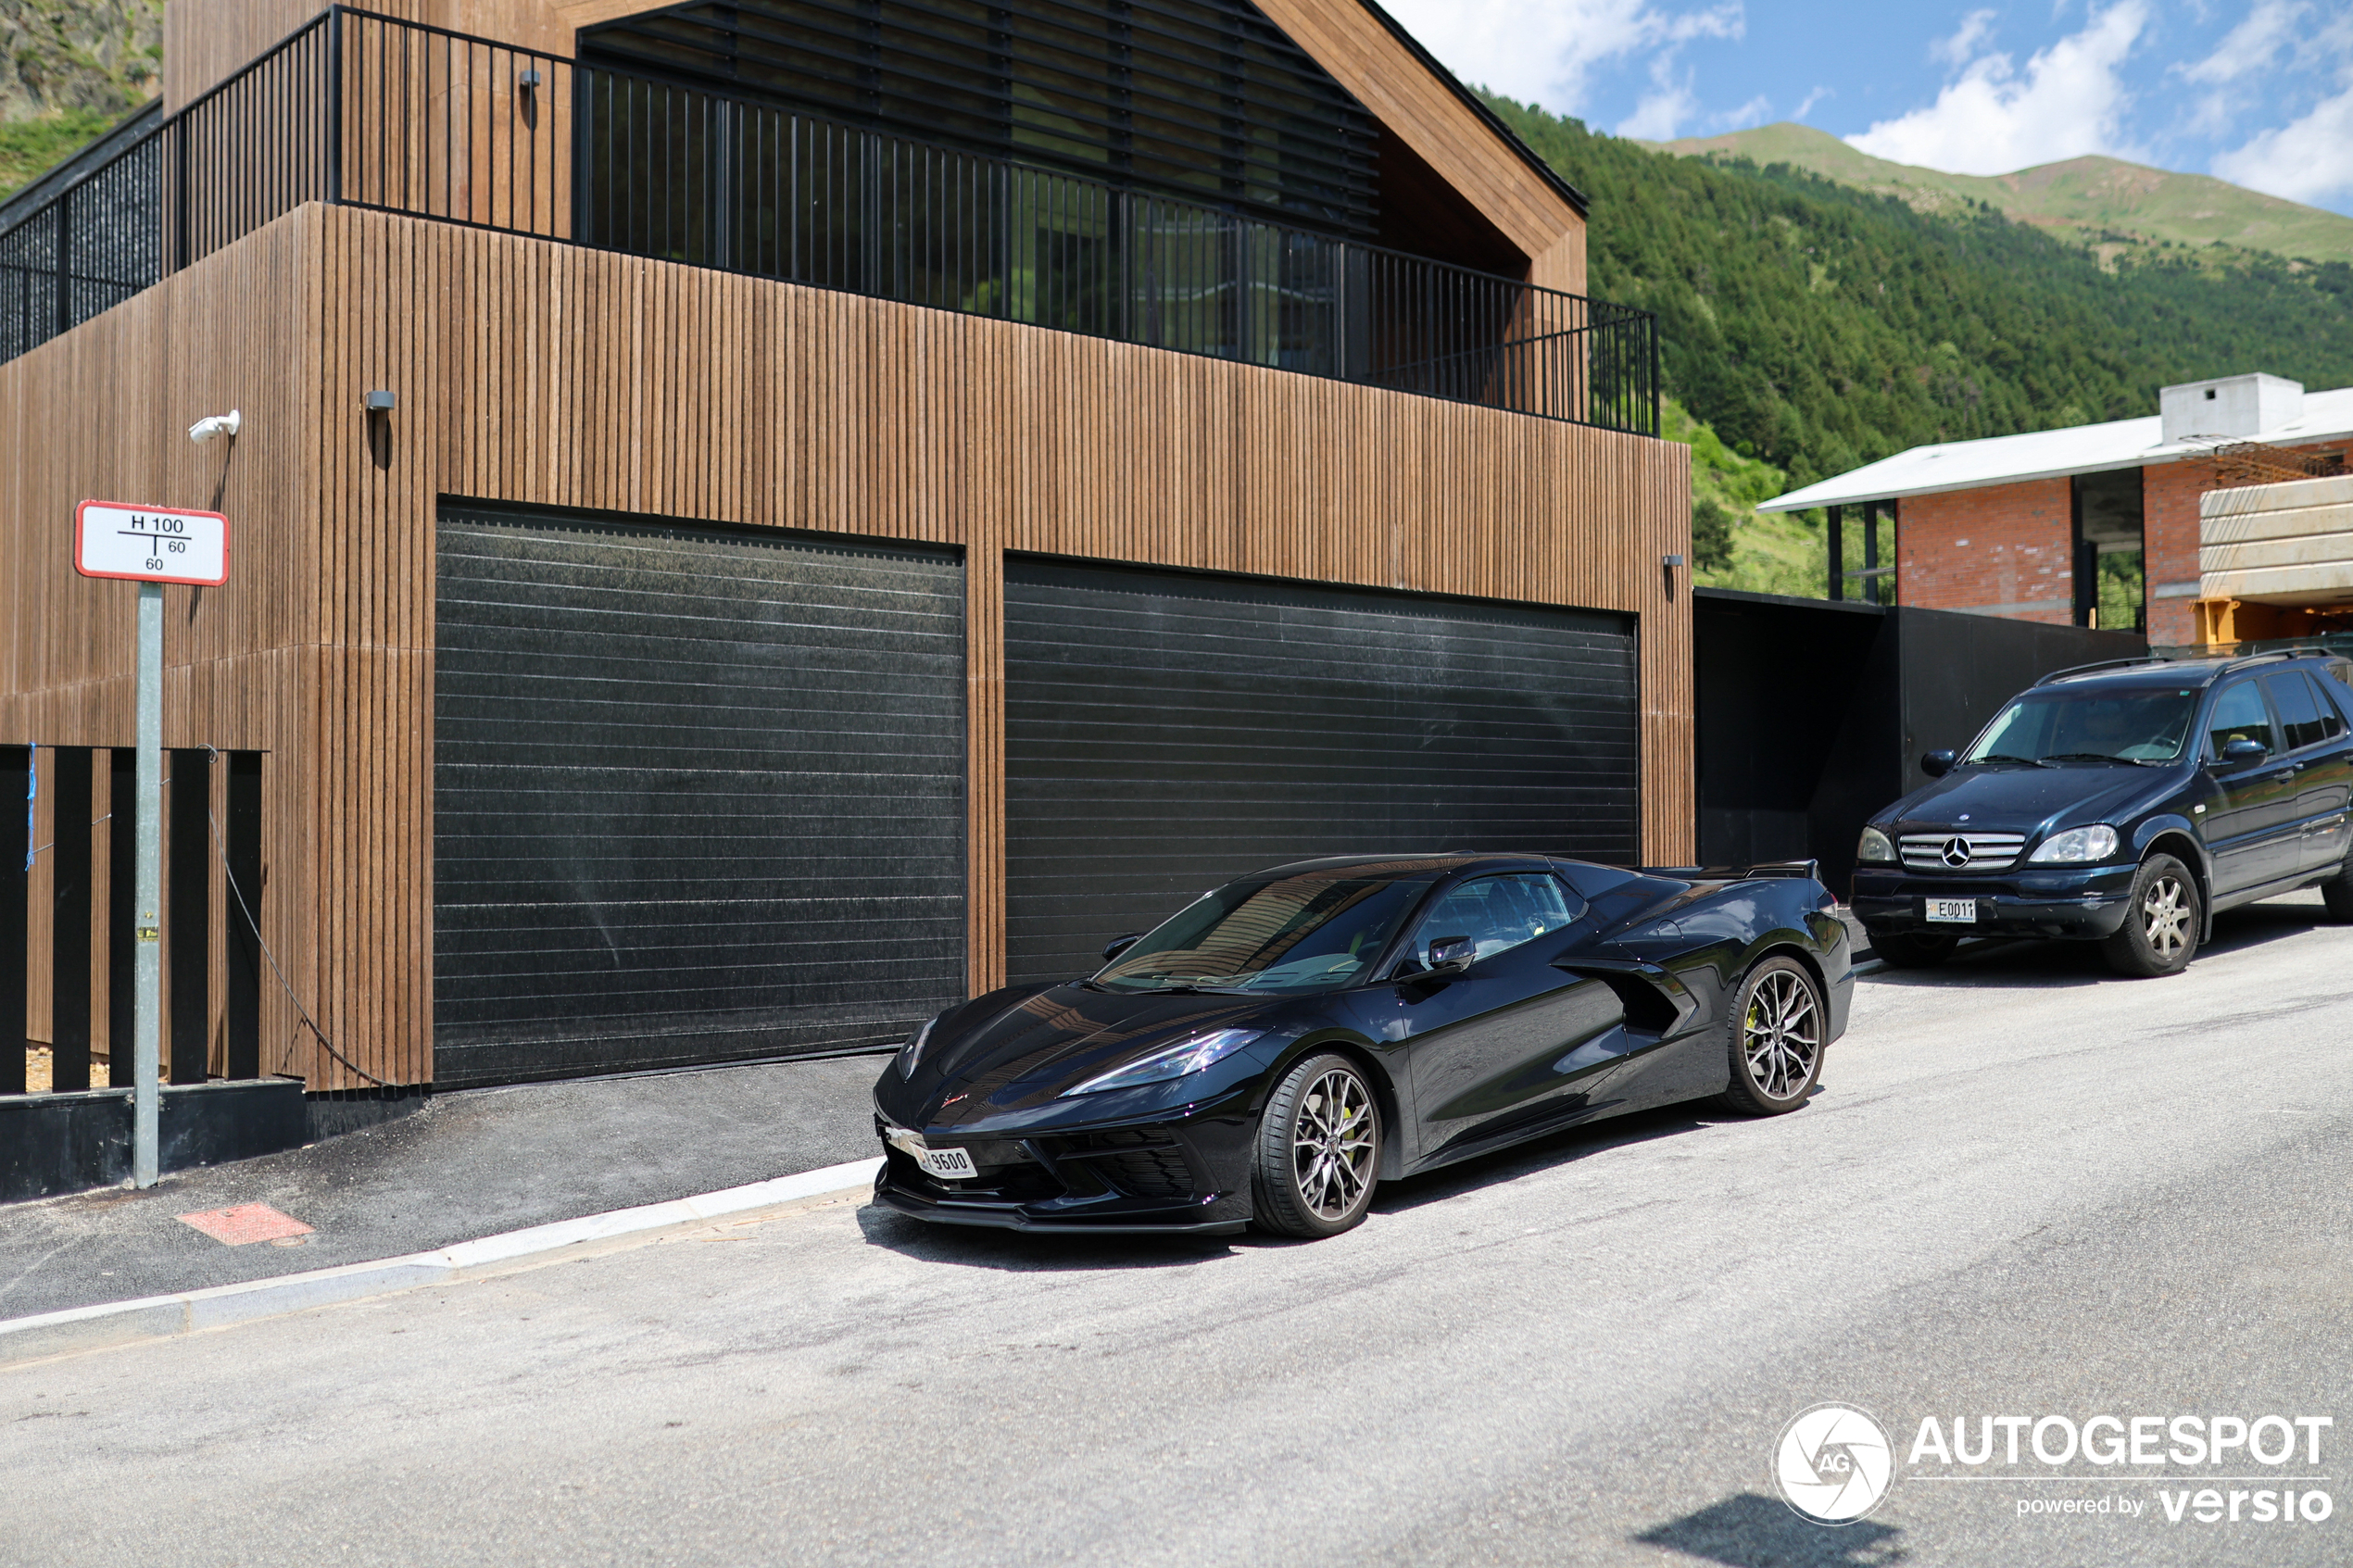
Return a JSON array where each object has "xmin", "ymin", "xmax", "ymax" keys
[{"xmin": 188, "ymin": 410, "xmax": 243, "ymax": 445}]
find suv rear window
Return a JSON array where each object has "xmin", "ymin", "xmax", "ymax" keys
[{"xmin": 2262, "ymin": 672, "xmax": 2332, "ymax": 752}]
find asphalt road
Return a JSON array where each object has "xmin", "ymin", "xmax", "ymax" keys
[{"xmin": 6, "ymin": 896, "xmax": 2349, "ymax": 1568}]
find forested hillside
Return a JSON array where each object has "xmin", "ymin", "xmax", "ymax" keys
[{"xmin": 1489, "ymin": 97, "xmax": 2353, "ymax": 493}]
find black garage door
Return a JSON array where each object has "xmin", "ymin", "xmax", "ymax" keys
[
  {"xmin": 434, "ymin": 505, "xmax": 965, "ymax": 1086},
  {"xmin": 1004, "ymin": 559, "xmax": 1638, "ymax": 985}
]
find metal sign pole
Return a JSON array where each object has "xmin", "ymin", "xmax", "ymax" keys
[
  {"xmin": 70, "ymin": 495, "xmax": 231, "ymax": 1188},
  {"xmin": 132, "ymin": 582, "xmax": 162, "ymax": 1187}
]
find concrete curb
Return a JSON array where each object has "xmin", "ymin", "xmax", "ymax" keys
[{"xmin": 0, "ymin": 1156, "xmax": 884, "ymax": 1369}]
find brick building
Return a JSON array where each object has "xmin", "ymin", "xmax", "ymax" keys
[{"xmin": 1759, "ymin": 373, "xmax": 2353, "ymax": 648}]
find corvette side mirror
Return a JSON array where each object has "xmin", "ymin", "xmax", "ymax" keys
[
  {"xmin": 1426, "ymin": 935, "xmax": 1475, "ymax": 977},
  {"xmin": 1101, "ymin": 932, "xmax": 1144, "ymax": 962},
  {"xmin": 1921, "ymin": 749, "xmax": 1956, "ymax": 778},
  {"xmin": 2219, "ymin": 736, "xmax": 2268, "ymax": 768}
]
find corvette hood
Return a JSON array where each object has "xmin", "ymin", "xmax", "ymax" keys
[
  {"xmin": 881, "ymin": 984, "xmax": 1284, "ymax": 1130},
  {"xmin": 1881, "ymin": 765, "xmax": 2180, "ymax": 837}
]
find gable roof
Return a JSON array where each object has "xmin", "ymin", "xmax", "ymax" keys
[
  {"xmin": 1759, "ymin": 385, "xmax": 2353, "ymax": 512},
  {"xmin": 1351, "ymin": 1, "xmax": 1589, "ymax": 217}
]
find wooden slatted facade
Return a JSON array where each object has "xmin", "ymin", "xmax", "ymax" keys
[{"xmin": 4, "ymin": 0, "xmax": 1689, "ymax": 1089}]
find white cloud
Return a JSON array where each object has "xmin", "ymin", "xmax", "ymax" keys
[
  {"xmin": 2213, "ymin": 84, "xmax": 2353, "ymax": 205},
  {"xmin": 1932, "ymin": 10, "xmax": 1999, "ymax": 69},
  {"xmin": 1618, "ymin": 55, "xmax": 1702, "ymax": 140},
  {"xmin": 1379, "ymin": 0, "xmax": 1742, "ymax": 116},
  {"xmin": 1714, "ymin": 94, "xmax": 1773, "ymax": 132},
  {"xmin": 2181, "ymin": 0, "xmax": 2305, "ymax": 85},
  {"xmin": 1844, "ymin": 1, "xmax": 2148, "ymax": 175},
  {"xmin": 1792, "ymin": 86, "xmax": 1833, "ymax": 120}
]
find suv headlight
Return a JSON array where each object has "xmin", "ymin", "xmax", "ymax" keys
[
  {"xmin": 1856, "ymin": 826, "xmax": 1897, "ymax": 865},
  {"xmin": 2030, "ymin": 824, "xmax": 2120, "ymax": 864}
]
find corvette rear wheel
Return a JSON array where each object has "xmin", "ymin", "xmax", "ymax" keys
[
  {"xmin": 1252, "ymin": 1053, "xmax": 1380, "ymax": 1239},
  {"xmin": 1718, "ymin": 957, "xmax": 1824, "ymax": 1116},
  {"xmin": 2100, "ymin": 854, "xmax": 2198, "ymax": 977}
]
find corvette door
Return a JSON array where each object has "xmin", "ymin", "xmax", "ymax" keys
[{"xmin": 1394, "ymin": 874, "xmax": 1627, "ymax": 1159}]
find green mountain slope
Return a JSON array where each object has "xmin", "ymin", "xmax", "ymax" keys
[
  {"xmin": 1649, "ymin": 122, "xmax": 2353, "ymax": 269},
  {"xmin": 1488, "ymin": 94, "xmax": 2353, "ymax": 495}
]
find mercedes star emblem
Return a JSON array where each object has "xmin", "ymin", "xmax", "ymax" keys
[{"xmin": 1941, "ymin": 837, "xmax": 1972, "ymax": 867}]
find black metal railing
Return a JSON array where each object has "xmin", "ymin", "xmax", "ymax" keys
[{"xmin": 0, "ymin": 6, "xmax": 1659, "ymax": 436}]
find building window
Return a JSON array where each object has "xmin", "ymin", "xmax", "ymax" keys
[
  {"xmin": 2071, "ymin": 469, "xmax": 2145, "ymax": 634},
  {"xmin": 579, "ymin": 0, "xmax": 1380, "ymax": 240}
]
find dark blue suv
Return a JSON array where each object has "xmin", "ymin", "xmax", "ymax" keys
[{"xmin": 1852, "ymin": 650, "xmax": 2353, "ymax": 976}]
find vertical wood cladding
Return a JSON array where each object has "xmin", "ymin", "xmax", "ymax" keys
[{"xmin": 0, "ymin": 204, "xmax": 1688, "ymax": 1085}]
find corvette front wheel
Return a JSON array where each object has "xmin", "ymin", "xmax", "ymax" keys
[
  {"xmin": 1718, "ymin": 957, "xmax": 1825, "ymax": 1116},
  {"xmin": 1252, "ymin": 1053, "xmax": 1380, "ymax": 1239}
]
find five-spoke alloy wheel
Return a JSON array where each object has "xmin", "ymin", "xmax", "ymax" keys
[
  {"xmin": 1252, "ymin": 1052, "xmax": 1381, "ymax": 1238},
  {"xmin": 1719, "ymin": 956, "xmax": 1826, "ymax": 1115},
  {"xmin": 2101, "ymin": 853, "xmax": 2200, "ymax": 977}
]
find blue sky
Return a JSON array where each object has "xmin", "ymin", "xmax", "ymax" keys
[{"xmin": 1379, "ymin": 2, "xmax": 2353, "ymax": 217}]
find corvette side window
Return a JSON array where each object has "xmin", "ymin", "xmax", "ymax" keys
[
  {"xmin": 2206, "ymin": 681, "xmax": 2276, "ymax": 759},
  {"xmin": 1403, "ymin": 874, "xmax": 1582, "ymax": 968}
]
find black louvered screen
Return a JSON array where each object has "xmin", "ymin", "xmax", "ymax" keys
[
  {"xmin": 433, "ymin": 506, "xmax": 966, "ymax": 1086},
  {"xmin": 580, "ymin": 0, "xmax": 1378, "ymax": 238},
  {"xmin": 1002, "ymin": 560, "xmax": 1639, "ymax": 985}
]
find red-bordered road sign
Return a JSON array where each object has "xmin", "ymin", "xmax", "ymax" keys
[{"xmin": 74, "ymin": 500, "xmax": 231, "ymax": 586}]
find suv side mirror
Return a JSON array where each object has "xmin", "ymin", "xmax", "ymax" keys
[
  {"xmin": 2219, "ymin": 736, "xmax": 2269, "ymax": 767},
  {"xmin": 1101, "ymin": 933, "xmax": 1144, "ymax": 962},
  {"xmin": 1425, "ymin": 935, "xmax": 1475, "ymax": 977},
  {"xmin": 1921, "ymin": 749, "xmax": 1956, "ymax": 778}
]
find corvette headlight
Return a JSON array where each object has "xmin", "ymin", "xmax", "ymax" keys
[
  {"xmin": 2030, "ymin": 824, "xmax": 2120, "ymax": 864},
  {"xmin": 1062, "ymin": 1028, "xmax": 1265, "ymax": 1098},
  {"xmin": 1856, "ymin": 826, "xmax": 1897, "ymax": 865},
  {"xmin": 895, "ymin": 1013, "xmax": 944, "ymax": 1079}
]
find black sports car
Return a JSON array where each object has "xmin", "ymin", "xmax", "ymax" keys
[{"xmin": 872, "ymin": 852, "xmax": 1853, "ymax": 1240}]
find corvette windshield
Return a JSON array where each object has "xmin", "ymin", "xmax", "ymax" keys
[
  {"xmin": 1096, "ymin": 872, "xmax": 1433, "ymax": 995},
  {"xmin": 1963, "ymin": 688, "xmax": 2197, "ymax": 765}
]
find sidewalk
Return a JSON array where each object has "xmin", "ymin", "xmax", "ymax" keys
[{"xmin": 0, "ymin": 1051, "xmax": 890, "ymax": 1322}]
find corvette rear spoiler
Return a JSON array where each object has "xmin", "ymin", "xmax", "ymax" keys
[{"xmin": 1636, "ymin": 859, "xmax": 1821, "ymax": 884}]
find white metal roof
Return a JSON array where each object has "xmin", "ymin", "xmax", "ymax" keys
[{"xmin": 1755, "ymin": 385, "xmax": 2353, "ymax": 513}]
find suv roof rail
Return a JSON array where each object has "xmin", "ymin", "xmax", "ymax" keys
[
  {"xmin": 2218, "ymin": 649, "xmax": 2316, "ymax": 673},
  {"xmin": 2032, "ymin": 657, "xmax": 2165, "ymax": 686}
]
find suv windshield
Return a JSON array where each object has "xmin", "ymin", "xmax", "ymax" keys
[
  {"xmin": 1096, "ymin": 870, "xmax": 1434, "ymax": 994},
  {"xmin": 1963, "ymin": 686, "xmax": 2199, "ymax": 765}
]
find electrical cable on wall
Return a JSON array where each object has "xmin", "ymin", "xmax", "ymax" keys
[{"xmin": 196, "ymin": 745, "xmax": 391, "ymax": 1089}]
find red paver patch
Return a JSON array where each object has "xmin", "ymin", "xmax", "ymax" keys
[{"xmin": 177, "ymin": 1204, "xmax": 314, "ymax": 1247}]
